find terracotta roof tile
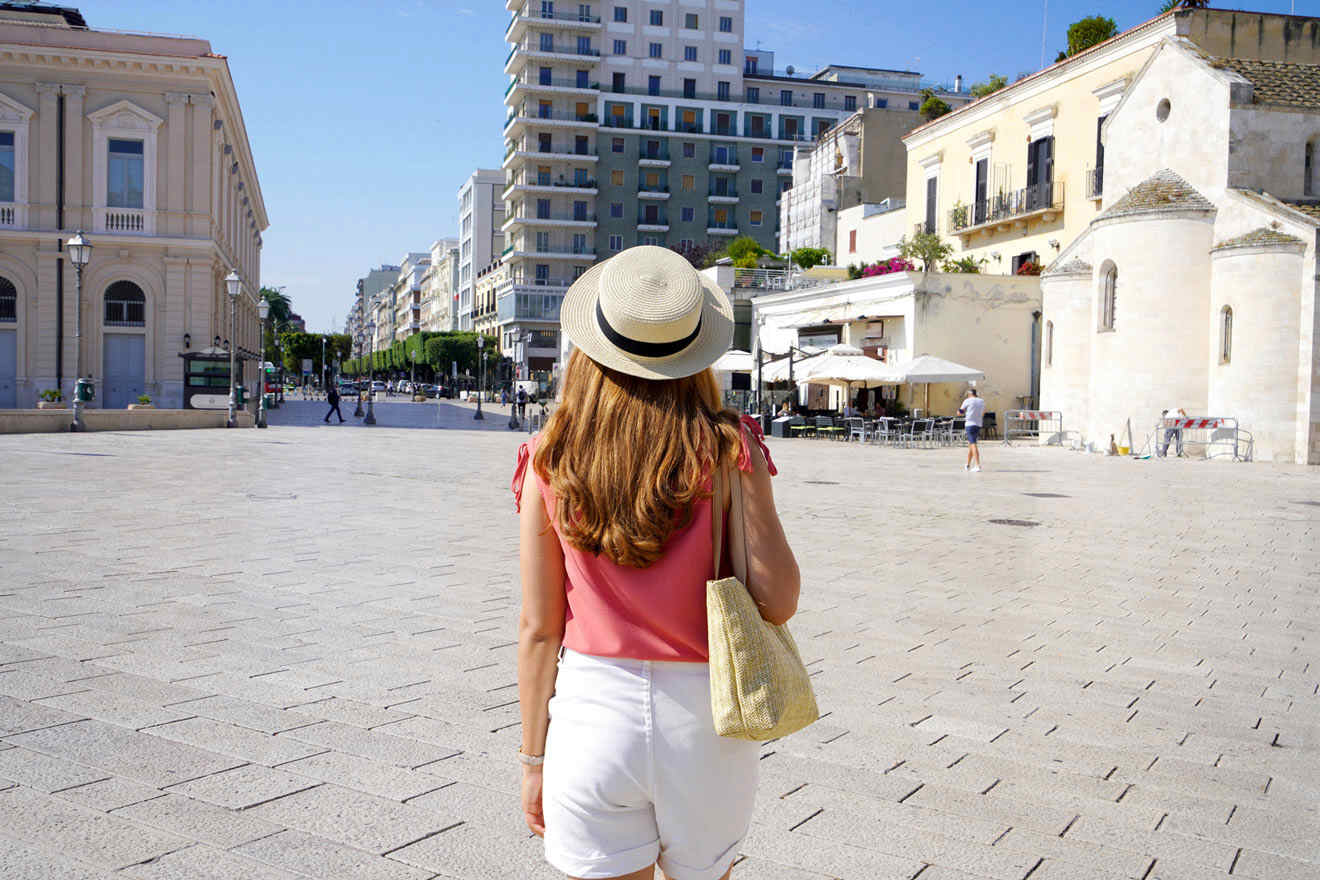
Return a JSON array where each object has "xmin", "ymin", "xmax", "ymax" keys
[
  {"xmin": 1214, "ymin": 57, "xmax": 1320, "ymax": 109},
  {"xmin": 1283, "ymin": 200, "xmax": 1320, "ymax": 221},
  {"xmin": 1099, "ymin": 169, "xmax": 1214, "ymax": 220}
]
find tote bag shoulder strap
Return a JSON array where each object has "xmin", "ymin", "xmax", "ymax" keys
[{"xmin": 709, "ymin": 463, "xmax": 750, "ymax": 586}]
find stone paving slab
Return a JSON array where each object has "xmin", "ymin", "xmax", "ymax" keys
[{"xmin": 0, "ymin": 412, "xmax": 1317, "ymax": 879}]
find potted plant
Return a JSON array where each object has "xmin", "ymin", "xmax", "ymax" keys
[
  {"xmin": 950, "ymin": 200, "xmax": 970, "ymax": 230},
  {"xmin": 36, "ymin": 389, "xmax": 65, "ymax": 409},
  {"xmin": 128, "ymin": 394, "xmax": 154, "ymax": 410}
]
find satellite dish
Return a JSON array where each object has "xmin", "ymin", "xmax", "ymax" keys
[{"xmin": 786, "ymin": 65, "xmax": 795, "ymax": 76}]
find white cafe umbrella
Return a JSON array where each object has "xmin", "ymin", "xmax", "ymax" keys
[
  {"xmin": 793, "ymin": 343, "xmax": 902, "ymax": 411},
  {"xmin": 896, "ymin": 355, "xmax": 985, "ymax": 415},
  {"xmin": 712, "ymin": 349, "xmax": 755, "ymax": 373}
]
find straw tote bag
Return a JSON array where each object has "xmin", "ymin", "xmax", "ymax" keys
[{"xmin": 707, "ymin": 466, "xmax": 819, "ymax": 741}]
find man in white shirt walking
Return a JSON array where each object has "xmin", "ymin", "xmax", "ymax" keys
[{"xmin": 959, "ymin": 388, "xmax": 986, "ymax": 472}]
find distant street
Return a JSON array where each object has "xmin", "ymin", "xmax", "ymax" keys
[{"xmin": 0, "ymin": 425, "xmax": 1317, "ymax": 879}]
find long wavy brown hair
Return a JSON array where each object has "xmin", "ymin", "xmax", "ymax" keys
[{"xmin": 533, "ymin": 349, "xmax": 744, "ymax": 568}]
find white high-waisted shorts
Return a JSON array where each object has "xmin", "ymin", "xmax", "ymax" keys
[{"xmin": 542, "ymin": 648, "xmax": 760, "ymax": 880}]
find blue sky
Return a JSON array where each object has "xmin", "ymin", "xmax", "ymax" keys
[{"xmin": 94, "ymin": 0, "xmax": 1303, "ymax": 332}]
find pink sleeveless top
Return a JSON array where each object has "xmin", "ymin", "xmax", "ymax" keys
[{"xmin": 512, "ymin": 415, "xmax": 776, "ymax": 662}]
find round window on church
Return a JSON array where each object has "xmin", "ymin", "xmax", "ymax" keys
[{"xmin": 1156, "ymin": 99, "xmax": 1171, "ymax": 123}]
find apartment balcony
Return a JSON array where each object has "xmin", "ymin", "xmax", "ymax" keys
[
  {"xmin": 504, "ymin": 109, "xmax": 599, "ymax": 138},
  {"xmin": 99, "ymin": 207, "xmax": 150, "ymax": 235},
  {"xmin": 638, "ymin": 146, "xmax": 671, "ymax": 167},
  {"xmin": 638, "ymin": 185, "xmax": 671, "ymax": 200},
  {"xmin": 638, "ymin": 213, "xmax": 669, "ymax": 231},
  {"xmin": 503, "ymin": 212, "xmax": 597, "ymax": 231},
  {"xmin": 505, "ymin": 40, "xmax": 601, "ymax": 75},
  {"xmin": 507, "ymin": 75, "xmax": 600, "ymax": 102},
  {"xmin": 707, "ymin": 188, "xmax": 739, "ymax": 204},
  {"xmin": 947, "ymin": 182, "xmax": 1065, "ymax": 239},
  {"xmin": 707, "ymin": 225, "xmax": 739, "ymax": 236},
  {"xmin": 503, "ymin": 146, "xmax": 598, "ymax": 167},
  {"xmin": 509, "ymin": 248, "xmax": 597, "ymax": 261},
  {"xmin": 709, "ymin": 156, "xmax": 741, "ymax": 172},
  {"xmin": 497, "ymin": 289, "xmax": 565, "ymax": 324},
  {"xmin": 503, "ymin": 180, "xmax": 599, "ymax": 198},
  {"xmin": 505, "ymin": 7, "xmax": 601, "ymax": 45}
]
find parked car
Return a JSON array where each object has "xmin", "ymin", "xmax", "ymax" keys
[{"xmin": 370, "ymin": 380, "xmax": 386, "ymax": 392}]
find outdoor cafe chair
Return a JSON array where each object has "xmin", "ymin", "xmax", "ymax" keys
[
  {"xmin": 904, "ymin": 418, "xmax": 934, "ymax": 448},
  {"xmin": 789, "ymin": 418, "xmax": 815, "ymax": 439},
  {"xmin": 816, "ymin": 415, "xmax": 845, "ymax": 440},
  {"xmin": 846, "ymin": 417, "xmax": 870, "ymax": 442},
  {"xmin": 871, "ymin": 417, "xmax": 897, "ymax": 446}
]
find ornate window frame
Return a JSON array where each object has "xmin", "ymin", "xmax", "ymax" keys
[
  {"xmin": 0, "ymin": 90, "xmax": 34, "ymax": 228},
  {"xmin": 87, "ymin": 100, "xmax": 164, "ymax": 235}
]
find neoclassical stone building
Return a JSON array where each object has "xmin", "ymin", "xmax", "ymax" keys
[
  {"xmin": 0, "ymin": 4, "xmax": 267, "ymax": 410},
  {"xmin": 1041, "ymin": 37, "xmax": 1320, "ymax": 464}
]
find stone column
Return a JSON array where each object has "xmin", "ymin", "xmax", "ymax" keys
[
  {"xmin": 164, "ymin": 92, "xmax": 188, "ymax": 237},
  {"xmin": 190, "ymin": 94, "xmax": 214, "ymax": 238},
  {"xmin": 161, "ymin": 254, "xmax": 189, "ymax": 408},
  {"xmin": 34, "ymin": 83, "xmax": 58, "ymax": 231},
  {"xmin": 33, "ymin": 245, "xmax": 60, "ymax": 402},
  {"xmin": 61, "ymin": 84, "xmax": 85, "ymax": 232}
]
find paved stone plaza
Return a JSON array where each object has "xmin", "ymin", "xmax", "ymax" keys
[{"xmin": 0, "ymin": 401, "xmax": 1317, "ymax": 880}]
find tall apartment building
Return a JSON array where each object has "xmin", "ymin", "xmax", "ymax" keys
[
  {"xmin": 501, "ymin": 0, "xmax": 950, "ymax": 383},
  {"xmin": 349, "ymin": 265, "xmax": 398, "ymax": 357},
  {"xmin": 0, "ymin": 2, "xmax": 268, "ymax": 410},
  {"xmin": 457, "ymin": 169, "xmax": 505, "ymax": 332}
]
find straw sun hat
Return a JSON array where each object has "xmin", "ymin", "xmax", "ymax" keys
[{"xmin": 560, "ymin": 245, "xmax": 734, "ymax": 381}]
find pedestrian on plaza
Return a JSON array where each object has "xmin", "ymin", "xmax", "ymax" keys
[
  {"xmin": 324, "ymin": 383, "xmax": 344, "ymax": 424},
  {"xmin": 959, "ymin": 387, "xmax": 986, "ymax": 472},
  {"xmin": 513, "ymin": 246, "xmax": 799, "ymax": 880},
  {"xmin": 517, "ymin": 386, "xmax": 528, "ymax": 420},
  {"xmin": 1159, "ymin": 406, "xmax": 1188, "ymax": 457}
]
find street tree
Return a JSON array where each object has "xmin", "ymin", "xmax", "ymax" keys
[{"xmin": 919, "ymin": 89, "xmax": 952, "ymax": 121}]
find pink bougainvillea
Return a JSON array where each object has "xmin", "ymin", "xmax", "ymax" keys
[{"xmin": 860, "ymin": 258, "xmax": 916, "ymax": 277}]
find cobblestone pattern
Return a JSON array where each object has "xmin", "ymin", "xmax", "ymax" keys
[{"xmin": 0, "ymin": 406, "xmax": 1316, "ymax": 879}]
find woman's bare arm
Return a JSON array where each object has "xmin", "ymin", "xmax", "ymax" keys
[
  {"xmin": 516, "ymin": 468, "xmax": 566, "ymax": 836},
  {"xmin": 736, "ymin": 439, "xmax": 800, "ymax": 625}
]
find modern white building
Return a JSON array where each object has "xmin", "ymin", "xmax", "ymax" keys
[
  {"xmin": 392, "ymin": 251, "xmax": 430, "ymax": 342},
  {"xmin": 349, "ymin": 265, "xmax": 398, "ymax": 357},
  {"xmin": 1041, "ymin": 34, "xmax": 1320, "ymax": 465},
  {"xmin": 457, "ymin": 169, "xmax": 504, "ymax": 332}
]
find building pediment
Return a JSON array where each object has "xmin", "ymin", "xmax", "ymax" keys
[
  {"xmin": 86, "ymin": 99, "xmax": 164, "ymax": 131},
  {"xmin": 0, "ymin": 90, "xmax": 34, "ymax": 124}
]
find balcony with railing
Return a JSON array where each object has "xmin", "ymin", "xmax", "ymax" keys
[
  {"xmin": 947, "ymin": 181, "xmax": 1066, "ymax": 238},
  {"xmin": 505, "ymin": 39, "xmax": 601, "ymax": 74},
  {"xmin": 504, "ymin": 210, "xmax": 597, "ymax": 229},
  {"xmin": 505, "ymin": 107, "xmax": 599, "ymax": 134},
  {"xmin": 707, "ymin": 215, "xmax": 739, "ymax": 235},
  {"xmin": 507, "ymin": 74, "xmax": 600, "ymax": 98},
  {"xmin": 506, "ymin": 6, "xmax": 601, "ymax": 43},
  {"xmin": 503, "ymin": 177, "xmax": 599, "ymax": 197},
  {"xmin": 1086, "ymin": 166, "xmax": 1104, "ymax": 200},
  {"xmin": 101, "ymin": 207, "xmax": 148, "ymax": 234},
  {"xmin": 709, "ymin": 150, "xmax": 740, "ymax": 171},
  {"xmin": 638, "ymin": 144, "xmax": 671, "ymax": 164},
  {"xmin": 638, "ymin": 211, "xmax": 669, "ymax": 230},
  {"xmin": 708, "ymin": 184, "xmax": 739, "ymax": 203},
  {"xmin": 498, "ymin": 290, "xmax": 565, "ymax": 323}
]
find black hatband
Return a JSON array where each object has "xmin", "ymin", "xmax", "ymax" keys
[{"xmin": 596, "ymin": 300, "xmax": 702, "ymax": 358}]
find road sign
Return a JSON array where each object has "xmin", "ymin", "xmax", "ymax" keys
[{"xmin": 301, "ymin": 358, "xmax": 313, "ymax": 375}]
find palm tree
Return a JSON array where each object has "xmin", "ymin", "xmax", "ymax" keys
[
  {"xmin": 1161, "ymin": 0, "xmax": 1209, "ymax": 12},
  {"xmin": 260, "ymin": 286, "xmax": 293, "ymax": 330}
]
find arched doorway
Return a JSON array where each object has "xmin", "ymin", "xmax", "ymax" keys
[
  {"xmin": 102, "ymin": 280, "xmax": 146, "ymax": 409},
  {"xmin": 0, "ymin": 276, "xmax": 15, "ymax": 408}
]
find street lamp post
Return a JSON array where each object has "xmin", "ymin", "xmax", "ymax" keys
[
  {"xmin": 256, "ymin": 299, "xmax": 269, "ymax": 429},
  {"xmin": 507, "ymin": 330, "xmax": 527, "ymax": 430},
  {"xmin": 225, "ymin": 270, "xmax": 241, "ymax": 428},
  {"xmin": 364, "ymin": 320, "xmax": 377, "ymax": 425},
  {"xmin": 409, "ymin": 349, "xmax": 416, "ymax": 393},
  {"xmin": 66, "ymin": 231, "xmax": 92, "ymax": 432},
  {"xmin": 321, "ymin": 335, "xmax": 327, "ymax": 391},
  {"xmin": 474, "ymin": 335, "xmax": 485, "ymax": 420}
]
